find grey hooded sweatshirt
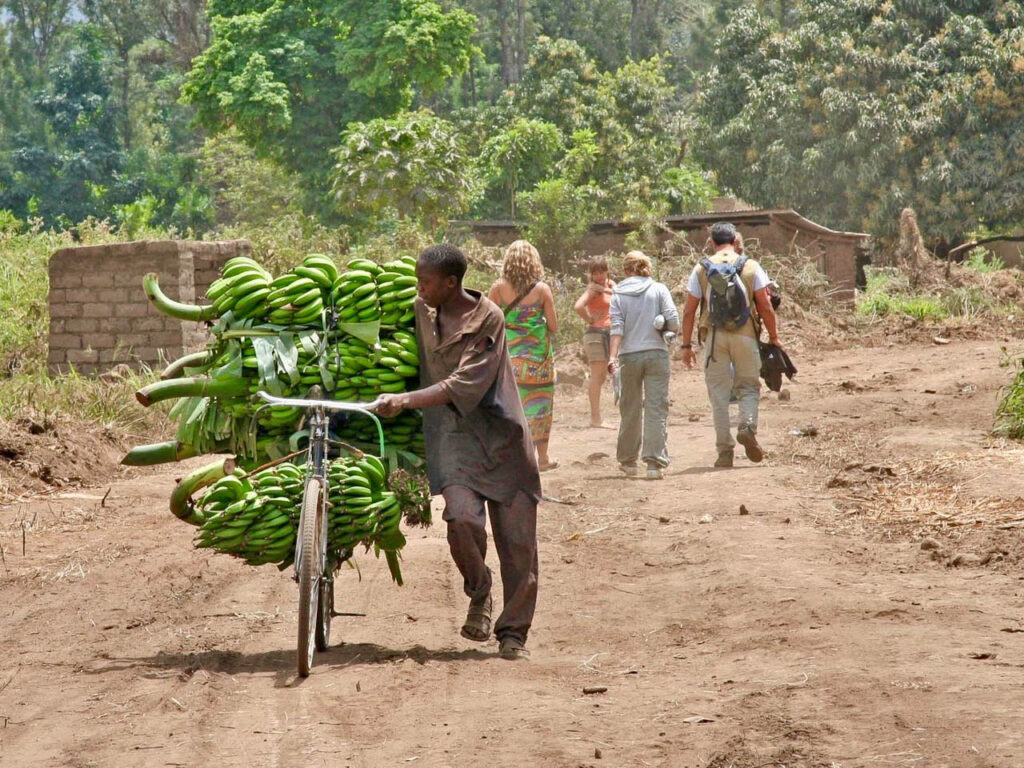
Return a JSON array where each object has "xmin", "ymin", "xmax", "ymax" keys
[{"xmin": 609, "ymin": 276, "xmax": 679, "ymax": 355}]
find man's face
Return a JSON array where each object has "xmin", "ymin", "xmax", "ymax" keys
[{"xmin": 415, "ymin": 263, "xmax": 455, "ymax": 308}]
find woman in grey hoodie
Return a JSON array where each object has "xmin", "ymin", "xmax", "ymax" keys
[{"xmin": 608, "ymin": 251, "xmax": 679, "ymax": 480}]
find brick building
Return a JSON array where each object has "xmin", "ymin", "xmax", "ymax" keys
[
  {"xmin": 454, "ymin": 208, "xmax": 870, "ymax": 300},
  {"xmin": 48, "ymin": 239, "xmax": 250, "ymax": 375}
]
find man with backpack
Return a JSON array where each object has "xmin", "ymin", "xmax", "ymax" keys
[{"xmin": 679, "ymin": 222, "xmax": 782, "ymax": 467}]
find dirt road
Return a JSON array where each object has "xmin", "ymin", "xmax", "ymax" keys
[{"xmin": 2, "ymin": 338, "xmax": 1023, "ymax": 767}]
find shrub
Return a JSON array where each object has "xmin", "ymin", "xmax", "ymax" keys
[{"xmin": 964, "ymin": 248, "xmax": 1006, "ymax": 274}]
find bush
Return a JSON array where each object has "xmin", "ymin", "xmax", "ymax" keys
[
  {"xmin": 856, "ymin": 268, "xmax": 948, "ymax": 321},
  {"xmin": 0, "ymin": 367, "xmax": 170, "ymax": 435},
  {"xmin": 519, "ymin": 179, "xmax": 596, "ymax": 268},
  {"xmin": 964, "ymin": 248, "xmax": 1006, "ymax": 274},
  {"xmin": 994, "ymin": 356, "xmax": 1024, "ymax": 440}
]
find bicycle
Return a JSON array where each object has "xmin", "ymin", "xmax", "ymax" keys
[{"xmin": 255, "ymin": 388, "xmax": 385, "ymax": 677}]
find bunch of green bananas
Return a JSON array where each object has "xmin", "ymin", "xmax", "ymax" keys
[
  {"xmin": 131, "ymin": 252, "xmax": 427, "ymax": 470},
  {"xmin": 333, "ymin": 258, "xmax": 382, "ymax": 323},
  {"xmin": 326, "ymin": 455, "xmax": 402, "ymax": 554},
  {"xmin": 206, "ymin": 256, "xmax": 274, "ymax": 320},
  {"xmin": 195, "ymin": 463, "xmax": 302, "ymax": 566},
  {"xmin": 333, "ymin": 410, "xmax": 424, "ymax": 457},
  {"xmin": 194, "ymin": 455, "xmax": 410, "ymax": 576},
  {"xmin": 375, "ymin": 257, "xmax": 418, "ymax": 327},
  {"xmin": 265, "ymin": 254, "xmax": 339, "ymax": 325}
]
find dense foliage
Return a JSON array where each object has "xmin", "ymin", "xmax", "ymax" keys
[
  {"xmin": 695, "ymin": 0, "xmax": 1024, "ymax": 241},
  {"xmin": 1, "ymin": 1, "xmax": 1022, "ymax": 246}
]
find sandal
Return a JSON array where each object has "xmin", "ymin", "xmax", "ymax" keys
[
  {"xmin": 498, "ymin": 637, "xmax": 530, "ymax": 660},
  {"xmin": 460, "ymin": 593, "xmax": 492, "ymax": 642},
  {"xmin": 538, "ymin": 460, "xmax": 560, "ymax": 472}
]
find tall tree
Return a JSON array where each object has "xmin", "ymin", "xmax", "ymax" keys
[
  {"xmin": 3, "ymin": 0, "xmax": 74, "ymax": 78},
  {"xmin": 181, "ymin": 0, "xmax": 476, "ymax": 209},
  {"xmin": 695, "ymin": 0, "xmax": 1024, "ymax": 240}
]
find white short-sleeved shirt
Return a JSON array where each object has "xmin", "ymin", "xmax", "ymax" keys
[{"xmin": 687, "ymin": 257, "xmax": 771, "ymax": 299}]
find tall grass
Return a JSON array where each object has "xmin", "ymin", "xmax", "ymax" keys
[
  {"xmin": 994, "ymin": 356, "xmax": 1024, "ymax": 439},
  {"xmin": 856, "ymin": 268, "xmax": 949, "ymax": 321},
  {"xmin": 0, "ymin": 368, "xmax": 172, "ymax": 436}
]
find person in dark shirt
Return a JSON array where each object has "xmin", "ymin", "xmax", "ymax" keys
[{"xmin": 370, "ymin": 244, "xmax": 540, "ymax": 660}]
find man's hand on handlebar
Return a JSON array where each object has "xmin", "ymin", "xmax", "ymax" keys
[{"xmin": 367, "ymin": 393, "xmax": 406, "ymax": 419}]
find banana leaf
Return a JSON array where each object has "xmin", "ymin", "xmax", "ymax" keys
[
  {"xmin": 252, "ymin": 337, "xmax": 283, "ymax": 395},
  {"xmin": 336, "ymin": 320, "xmax": 381, "ymax": 347},
  {"xmin": 273, "ymin": 332, "xmax": 300, "ymax": 387},
  {"xmin": 207, "ymin": 339, "xmax": 243, "ymax": 380}
]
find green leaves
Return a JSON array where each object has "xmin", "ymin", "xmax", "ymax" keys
[
  {"xmin": 183, "ymin": 0, "xmax": 476, "ymax": 202},
  {"xmin": 331, "ymin": 109, "xmax": 478, "ymax": 228},
  {"xmin": 695, "ymin": 0, "xmax": 1024, "ymax": 241}
]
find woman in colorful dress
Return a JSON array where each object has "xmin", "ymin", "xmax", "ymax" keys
[
  {"xmin": 488, "ymin": 240, "xmax": 559, "ymax": 471},
  {"xmin": 573, "ymin": 256, "xmax": 616, "ymax": 427}
]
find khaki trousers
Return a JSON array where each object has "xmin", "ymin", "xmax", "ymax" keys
[
  {"xmin": 441, "ymin": 485, "xmax": 539, "ymax": 645},
  {"xmin": 703, "ymin": 331, "xmax": 761, "ymax": 453},
  {"xmin": 616, "ymin": 349, "xmax": 670, "ymax": 468}
]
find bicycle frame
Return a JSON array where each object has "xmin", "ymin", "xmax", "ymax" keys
[{"xmin": 253, "ymin": 391, "xmax": 385, "ymax": 577}]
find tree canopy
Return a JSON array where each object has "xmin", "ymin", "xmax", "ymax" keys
[
  {"xmin": 180, "ymin": 0, "xmax": 476, "ymax": 202},
  {"xmin": 695, "ymin": 0, "xmax": 1024, "ymax": 241}
]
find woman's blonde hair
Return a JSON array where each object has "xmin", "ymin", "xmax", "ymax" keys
[
  {"xmin": 622, "ymin": 250, "xmax": 652, "ymax": 277},
  {"xmin": 502, "ymin": 240, "xmax": 544, "ymax": 293}
]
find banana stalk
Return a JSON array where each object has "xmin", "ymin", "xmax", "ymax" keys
[
  {"xmin": 121, "ymin": 440, "xmax": 199, "ymax": 466},
  {"xmin": 136, "ymin": 376, "xmax": 249, "ymax": 407},
  {"xmin": 160, "ymin": 350, "xmax": 213, "ymax": 380},
  {"xmin": 170, "ymin": 457, "xmax": 237, "ymax": 526},
  {"xmin": 143, "ymin": 272, "xmax": 219, "ymax": 322}
]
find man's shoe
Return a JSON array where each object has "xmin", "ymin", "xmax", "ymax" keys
[
  {"xmin": 620, "ymin": 462, "xmax": 639, "ymax": 476},
  {"xmin": 498, "ymin": 636, "xmax": 530, "ymax": 660},
  {"xmin": 646, "ymin": 463, "xmax": 663, "ymax": 480},
  {"xmin": 460, "ymin": 593, "xmax": 492, "ymax": 642},
  {"xmin": 714, "ymin": 451, "xmax": 734, "ymax": 468},
  {"xmin": 736, "ymin": 426, "xmax": 764, "ymax": 463}
]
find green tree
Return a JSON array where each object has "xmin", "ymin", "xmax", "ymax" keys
[
  {"xmin": 0, "ymin": 28, "xmax": 128, "ymax": 224},
  {"xmin": 695, "ymin": 1, "xmax": 1024, "ymax": 241},
  {"xmin": 331, "ymin": 109, "xmax": 478, "ymax": 229},
  {"xmin": 197, "ymin": 127, "xmax": 302, "ymax": 226},
  {"xmin": 181, "ymin": 0, "xmax": 476, "ymax": 206},
  {"xmin": 479, "ymin": 116, "xmax": 562, "ymax": 218}
]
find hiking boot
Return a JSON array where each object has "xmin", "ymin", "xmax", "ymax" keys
[
  {"xmin": 714, "ymin": 450, "xmax": 734, "ymax": 468},
  {"xmin": 620, "ymin": 462, "xmax": 639, "ymax": 477},
  {"xmin": 645, "ymin": 463, "xmax": 663, "ymax": 480},
  {"xmin": 736, "ymin": 426, "xmax": 763, "ymax": 463}
]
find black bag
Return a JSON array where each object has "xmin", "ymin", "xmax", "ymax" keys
[{"xmin": 759, "ymin": 342, "xmax": 796, "ymax": 392}]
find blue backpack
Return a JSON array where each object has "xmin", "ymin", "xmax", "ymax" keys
[{"xmin": 700, "ymin": 255, "xmax": 750, "ymax": 332}]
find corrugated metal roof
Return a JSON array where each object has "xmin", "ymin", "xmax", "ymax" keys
[{"xmin": 451, "ymin": 209, "xmax": 870, "ymax": 241}]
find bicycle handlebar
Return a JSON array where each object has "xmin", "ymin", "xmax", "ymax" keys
[{"xmin": 256, "ymin": 391, "xmax": 386, "ymax": 457}]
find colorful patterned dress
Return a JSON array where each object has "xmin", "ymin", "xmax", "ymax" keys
[{"xmin": 504, "ymin": 301, "xmax": 555, "ymax": 450}]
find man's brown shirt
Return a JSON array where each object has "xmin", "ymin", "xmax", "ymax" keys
[{"xmin": 414, "ymin": 291, "xmax": 541, "ymax": 504}]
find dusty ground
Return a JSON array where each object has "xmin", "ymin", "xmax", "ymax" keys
[{"xmin": 2, "ymin": 336, "xmax": 1024, "ymax": 768}]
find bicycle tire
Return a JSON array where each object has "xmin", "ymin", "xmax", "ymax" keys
[
  {"xmin": 315, "ymin": 574, "xmax": 333, "ymax": 651},
  {"xmin": 297, "ymin": 476, "xmax": 324, "ymax": 677}
]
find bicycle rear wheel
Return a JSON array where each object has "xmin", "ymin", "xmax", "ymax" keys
[{"xmin": 297, "ymin": 476, "xmax": 325, "ymax": 677}]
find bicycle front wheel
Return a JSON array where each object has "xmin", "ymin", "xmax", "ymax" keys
[
  {"xmin": 315, "ymin": 574, "xmax": 333, "ymax": 651},
  {"xmin": 297, "ymin": 476, "xmax": 325, "ymax": 677}
]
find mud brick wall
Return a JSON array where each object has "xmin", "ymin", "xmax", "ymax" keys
[{"xmin": 47, "ymin": 239, "xmax": 250, "ymax": 375}]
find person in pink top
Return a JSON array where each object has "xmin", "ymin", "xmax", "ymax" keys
[{"xmin": 573, "ymin": 256, "xmax": 616, "ymax": 427}]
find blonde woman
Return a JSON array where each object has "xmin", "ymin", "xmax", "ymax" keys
[
  {"xmin": 608, "ymin": 251, "xmax": 679, "ymax": 480},
  {"xmin": 488, "ymin": 240, "xmax": 559, "ymax": 471},
  {"xmin": 573, "ymin": 256, "xmax": 616, "ymax": 427}
]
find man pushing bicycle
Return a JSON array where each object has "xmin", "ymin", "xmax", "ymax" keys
[{"xmin": 369, "ymin": 244, "xmax": 540, "ymax": 660}]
